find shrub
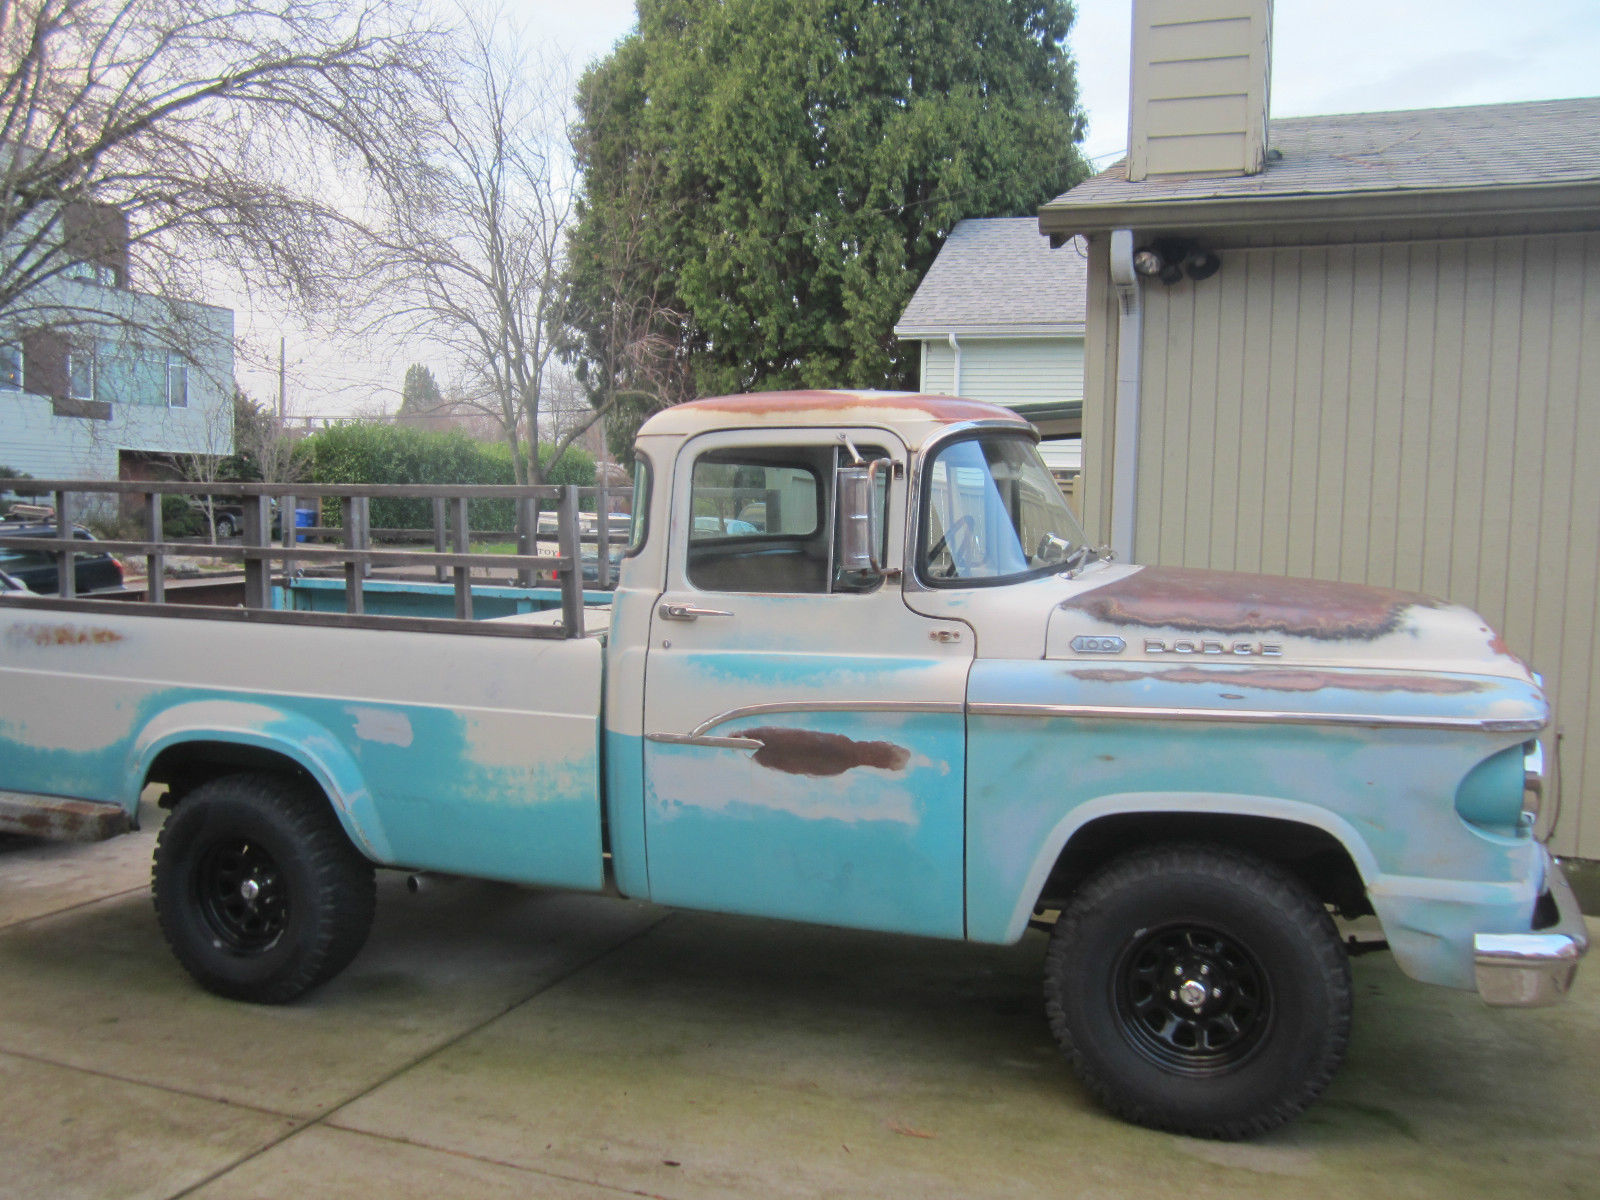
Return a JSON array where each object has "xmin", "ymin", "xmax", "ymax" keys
[{"xmin": 294, "ymin": 424, "xmax": 595, "ymax": 533}]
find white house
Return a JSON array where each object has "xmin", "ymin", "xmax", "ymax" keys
[{"xmin": 894, "ymin": 216, "xmax": 1088, "ymax": 456}]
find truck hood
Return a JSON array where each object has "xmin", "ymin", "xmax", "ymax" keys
[{"xmin": 1041, "ymin": 565, "xmax": 1535, "ymax": 686}]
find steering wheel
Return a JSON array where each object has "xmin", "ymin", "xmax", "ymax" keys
[{"xmin": 927, "ymin": 514, "xmax": 979, "ymax": 577}]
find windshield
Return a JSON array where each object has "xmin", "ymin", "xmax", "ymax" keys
[{"xmin": 919, "ymin": 435, "xmax": 1091, "ymax": 586}]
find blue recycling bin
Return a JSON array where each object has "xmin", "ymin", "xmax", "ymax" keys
[{"xmin": 294, "ymin": 507, "xmax": 315, "ymax": 543}]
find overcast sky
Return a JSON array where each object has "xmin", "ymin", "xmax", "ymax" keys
[{"xmin": 250, "ymin": 0, "xmax": 1600, "ymax": 416}]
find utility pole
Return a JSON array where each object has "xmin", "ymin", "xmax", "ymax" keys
[{"xmin": 277, "ymin": 336, "xmax": 286, "ymax": 423}]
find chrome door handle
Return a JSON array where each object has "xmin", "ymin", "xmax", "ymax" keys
[{"xmin": 658, "ymin": 603, "xmax": 734, "ymax": 621}]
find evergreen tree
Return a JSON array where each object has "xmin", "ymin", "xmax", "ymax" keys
[
  {"xmin": 398, "ymin": 363, "xmax": 445, "ymax": 417},
  {"xmin": 565, "ymin": 0, "xmax": 1090, "ymax": 449}
]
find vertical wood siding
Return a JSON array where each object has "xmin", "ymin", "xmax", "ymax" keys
[{"xmin": 1133, "ymin": 233, "xmax": 1600, "ymax": 857}]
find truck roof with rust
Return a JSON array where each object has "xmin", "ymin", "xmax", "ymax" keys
[{"xmin": 635, "ymin": 390, "xmax": 1031, "ymax": 448}]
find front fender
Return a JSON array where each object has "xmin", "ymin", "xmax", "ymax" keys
[
  {"xmin": 129, "ymin": 699, "xmax": 392, "ymax": 862},
  {"xmin": 980, "ymin": 790, "xmax": 1381, "ymax": 945}
]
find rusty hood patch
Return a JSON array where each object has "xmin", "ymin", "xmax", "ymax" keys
[
  {"xmin": 1060, "ymin": 566, "xmax": 1439, "ymax": 642},
  {"xmin": 734, "ymin": 726, "xmax": 911, "ymax": 778},
  {"xmin": 1068, "ymin": 666, "xmax": 1488, "ymax": 694}
]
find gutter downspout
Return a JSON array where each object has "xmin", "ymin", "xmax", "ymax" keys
[
  {"xmin": 1108, "ymin": 229, "xmax": 1143, "ymax": 561},
  {"xmin": 947, "ymin": 333, "xmax": 963, "ymax": 395}
]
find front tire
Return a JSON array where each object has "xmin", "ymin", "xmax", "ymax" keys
[
  {"xmin": 1044, "ymin": 844, "xmax": 1351, "ymax": 1139},
  {"xmin": 152, "ymin": 773, "xmax": 375, "ymax": 1003}
]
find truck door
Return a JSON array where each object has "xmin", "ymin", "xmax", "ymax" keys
[{"xmin": 641, "ymin": 429, "xmax": 972, "ymax": 938}]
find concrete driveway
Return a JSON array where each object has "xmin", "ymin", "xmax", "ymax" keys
[{"xmin": 3, "ymin": 801, "xmax": 1596, "ymax": 1200}]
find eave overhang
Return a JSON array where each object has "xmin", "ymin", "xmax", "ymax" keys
[
  {"xmin": 893, "ymin": 323, "xmax": 1086, "ymax": 341},
  {"xmin": 1038, "ymin": 179, "xmax": 1600, "ymax": 239}
]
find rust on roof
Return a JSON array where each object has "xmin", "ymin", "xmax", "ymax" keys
[
  {"xmin": 679, "ymin": 390, "xmax": 1018, "ymax": 424},
  {"xmin": 1062, "ymin": 566, "xmax": 1440, "ymax": 642}
]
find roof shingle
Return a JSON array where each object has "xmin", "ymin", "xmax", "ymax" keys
[
  {"xmin": 1044, "ymin": 97, "xmax": 1600, "ymax": 211},
  {"xmin": 894, "ymin": 218, "xmax": 1087, "ymax": 336}
]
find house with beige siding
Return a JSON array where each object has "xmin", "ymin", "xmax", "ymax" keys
[
  {"xmin": 894, "ymin": 218, "xmax": 1087, "ymax": 488},
  {"xmin": 1038, "ymin": 0, "xmax": 1600, "ymax": 863}
]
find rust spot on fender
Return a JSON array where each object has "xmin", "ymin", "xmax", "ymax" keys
[
  {"xmin": 1063, "ymin": 566, "xmax": 1439, "ymax": 641},
  {"xmin": 6, "ymin": 622, "xmax": 123, "ymax": 647},
  {"xmin": 1069, "ymin": 666, "xmax": 1487, "ymax": 694},
  {"xmin": 734, "ymin": 726, "xmax": 911, "ymax": 778}
]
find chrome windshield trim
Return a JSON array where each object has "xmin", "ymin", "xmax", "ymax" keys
[
  {"xmin": 678, "ymin": 700, "xmax": 965, "ymax": 739},
  {"xmin": 967, "ymin": 701, "xmax": 1546, "ymax": 734}
]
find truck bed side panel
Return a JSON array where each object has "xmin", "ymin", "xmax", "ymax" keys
[{"xmin": 0, "ymin": 610, "xmax": 605, "ymax": 890}]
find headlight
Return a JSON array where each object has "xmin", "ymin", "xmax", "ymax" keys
[{"xmin": 1455, "ymin": 746, "xmax": 1527, "ymax": 836}]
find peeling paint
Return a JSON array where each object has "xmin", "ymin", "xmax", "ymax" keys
[
  {"xmin": 346, "ymin": 705, "xmax": 414, "ymax": 748},
  {"xmin": 5, "ymin": 622, "xmax": 123, "ymax": 648},
  {"xmin": 1062, "ymin": 566, "xmax": 1439, "ymax": 641},
  {"xmin": 1068, "ymin": 667, "xmax": 1488, "ymax": 695},
  {"xmin": 734, "ymin": 726, "xmax": 911, "ymax": 777}
]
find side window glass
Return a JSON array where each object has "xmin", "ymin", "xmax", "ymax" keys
[{"xmin": 686, "ymin": 450, "xmax": 823, "ymax": 593}]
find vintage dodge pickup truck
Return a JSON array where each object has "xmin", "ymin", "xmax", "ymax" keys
[{"xmin": 0, "ymin": 390, "xmax": 1587, "ymax": 1139}]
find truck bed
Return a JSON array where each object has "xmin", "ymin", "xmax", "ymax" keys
[{"xmin": 0, "ymin": 601, "xmax": 608, "ymax": 889}]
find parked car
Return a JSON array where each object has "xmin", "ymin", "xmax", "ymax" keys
[
  {"xmin": 540, "ymin": 510, "xmax": 634, "ymax": 539},
  {"xmin": 181, "ymin": 498, "xmax": 282, "ymax": 540},
  {"xmin": 0, "ymin": 519, "xmax": 125, "ymax": 594},
  {"xmin": 692, "ymin": 515, "xmax": 760, "ymax": 538}
]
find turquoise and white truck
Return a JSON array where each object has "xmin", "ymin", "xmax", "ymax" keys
[{"xmin": 0, "ymin": 390, "xmax": 1586, "ymax": 1139}]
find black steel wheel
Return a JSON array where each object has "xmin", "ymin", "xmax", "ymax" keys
[
  {"xmin": 194, "ymin": 837, "xmax": 288, "ymax": 955},
  {"xmin": 153, "ymin": 772, "xmax": 375, "ymax": 1003},
  {"xmin": 1044, "ymin": 843, "xmax": 1351, "ymax": 1139},
  {"xmin": 1114, "ymin": 923, "xmax": 1272, "ymax": 1074}
]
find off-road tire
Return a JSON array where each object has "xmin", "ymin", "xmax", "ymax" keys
[
  {"xmin": 152, "ymin": 772, "xmax": 375, "ymax": 1004},
  {"xmin": 1044, "ymin": 843, "xmax": 1352, "ymax": 1139}
]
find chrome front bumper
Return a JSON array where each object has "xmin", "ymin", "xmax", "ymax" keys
[{"xmin": 1474, "ymin": 852, "xmax": 1589, "ymax": 1007}]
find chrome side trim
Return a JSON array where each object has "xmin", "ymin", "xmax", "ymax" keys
[
  {"xmin": 646, "ymin": 733, "xmax": 764, "ymax": 750},
  {"xmin": 966, "ymin": 701, "xmax": 1545, "ymax": 735},
  {"xmin": 680, "ymin": 700, "xmax": 965, "ymax": 739}
]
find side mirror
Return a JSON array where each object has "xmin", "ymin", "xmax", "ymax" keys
[{"xmin": 836, "ymin": 459, "xmax": 890, "ymax": 575}]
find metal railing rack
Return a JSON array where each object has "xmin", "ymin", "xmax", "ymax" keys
[{"xmin": 0, "ymin": 480, "xmax": 626, "ymax": 640}]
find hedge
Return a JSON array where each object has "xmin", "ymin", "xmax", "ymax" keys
[{"xmin": 294, "ymin": 424, "xmax": 595, "ymax": 533}]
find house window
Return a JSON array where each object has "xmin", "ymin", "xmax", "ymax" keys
[
  {"xmin": 67, "ymin": 349, "xmax": 95, "ymax": 400},
  {"xmin": 0, "ymin": 344, "xmax": 21, "ymax": 390},
  {"xmin": 63, "ymin": 260, "xmax": 116, "ymax": 286},
  {"xmin": 166, "ymin": 354, "xmax": 188, "ymax": 407}
]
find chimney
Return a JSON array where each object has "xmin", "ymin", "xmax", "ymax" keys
[{"xmin": 1126, "ymin": 0, "xmax": 1273, "ymax": 181}]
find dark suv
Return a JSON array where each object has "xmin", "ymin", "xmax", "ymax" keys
[{"xmin": 0, "ymin": 519, "xmax": 125, "ymax": 594}]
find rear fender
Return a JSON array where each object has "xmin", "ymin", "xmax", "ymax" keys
[{"xmin": 128, "ymin": 699, "xmax": 391, "ymax": 862}]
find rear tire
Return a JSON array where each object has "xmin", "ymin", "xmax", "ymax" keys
[
  {"xmin": 1044, "ymin": 843, "xmax": 1351, "ymax": 1139},
  {"xmin": 152, "ymin": 772, "xmax": 375, "ymax": 1003}
]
